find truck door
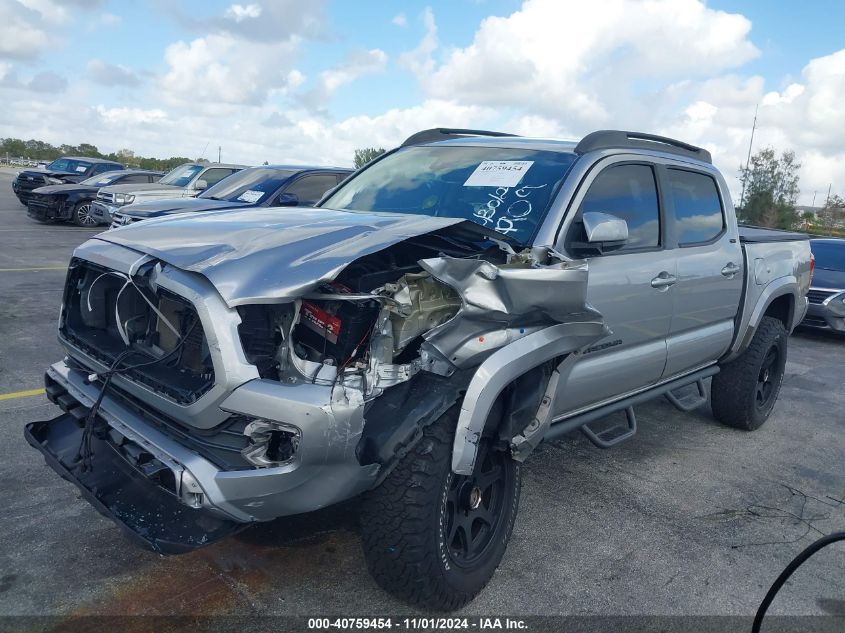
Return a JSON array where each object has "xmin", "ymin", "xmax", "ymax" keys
[
  {"xmin": 660, "ymin": 167, "xmax": 743, "ymax": 377},
  {"xmin": 553, "ymin": 161, "xmax": 674, "ymax": 417}
]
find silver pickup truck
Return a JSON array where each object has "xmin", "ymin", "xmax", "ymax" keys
[
  {"xmin": 89, "ymin": 162, "xmax": 246, "ymax": 224},
  {"xmin": 26, "ymin": 129, "xmax": 812, "ymax": 611}
]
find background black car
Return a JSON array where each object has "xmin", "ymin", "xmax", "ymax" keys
[
  {"xmin": 802, "ymin": 238, "xmax": 845, "ymax": 333},
  {"xmin": 110, "ymin": 165, "xmax": 352, "ymax": 227},
  {"xmin": 27, "ymin": 170, "xmax": 164, "ymax": 226},
  {"xmin": 12, "ymin": 157, "xmax": 125, "ymax": 205}
]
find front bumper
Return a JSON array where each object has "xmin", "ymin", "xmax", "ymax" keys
[
  {"xmin": 27, "ymin": 199, "xmax": 67, "ymax": 222},
  {"xmin": 25, "ymin": 412, "xmax": 244, "ymax": 554},
  {"xmin": 802, "ymin": 294, "xmax": 845, "ymax": 332},
  {"xmin": 30, "ymin": 361, "xmax": 379, "ymax": 540},
  {"xmin": 91, "ymin": 200, "xmax": 120, "ymax": 223}
]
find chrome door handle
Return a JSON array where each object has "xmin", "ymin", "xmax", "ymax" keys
[
  {"xmin": 721, "ymin": 262, "xmax": 741, "ymax": 277},
  {"xmin": 651, "ymin": 272, "xmax": 677, "ymax": 289}
]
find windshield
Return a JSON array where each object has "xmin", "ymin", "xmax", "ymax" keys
[
  {"xmin": 47, "ymin": 158, "xmax": 93, "ymax": 174},
  {"xmin": 322, "ymin": 145, "xmax": 578, "ymax": 244},
  {"xmin": 81, "ymin": 172, "xmax": 126, "ymax": 187},
  {"xmin": 812, "ymin": 240, "xmax": 845, "ymax": 271},
  {"xmin": 199, "ymin": 167, "xmax": 296, "ymax": 203},
  {"xmin": 159, "ymin": 164, "xmax": 204, "ymax": 187}
]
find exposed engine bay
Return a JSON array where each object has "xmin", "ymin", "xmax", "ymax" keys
[
  {"xmin": 55, "ymin": 222, "xmax": 598, "ymax": 482},
  {"xmin": 235, "ymin": 229, "xmax": 591, "ymax": 403}
]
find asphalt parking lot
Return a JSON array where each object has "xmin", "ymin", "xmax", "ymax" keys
[{"xmin": 0, "ymin": 167, "xmax": 842, "ymax": 620}]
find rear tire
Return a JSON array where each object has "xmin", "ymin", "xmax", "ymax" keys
[
  {"xmin": 71, "ymin": 201, "xmax": 97, "ymax": 227},
  {"xmin": 360, "ymin": 407, "xmax": 521, "ymax": 611},
  {"xmin": 711, "ymin": 316, "xmax": 787, "ymax": 430}
]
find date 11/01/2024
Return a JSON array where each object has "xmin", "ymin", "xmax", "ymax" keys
[{"xmin": 307, "ymin": 617, "xmax": 528, "ymax": 629}]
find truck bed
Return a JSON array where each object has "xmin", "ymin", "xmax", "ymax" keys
[{"xmin": 738, "ymin": 225, "xmax": 810, "ymax": 243}]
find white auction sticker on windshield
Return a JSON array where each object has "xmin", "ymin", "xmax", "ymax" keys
[
  {"xmin": 463, "ymin": 160, "xmax": 533, "ymax": 188},
  {"xmin": 75, "ymin": 166, "xmax": 87, "ymax": 172},
  {"xmin": 237, "ymin": 189, "xmax": 263, "ymax": 203}
]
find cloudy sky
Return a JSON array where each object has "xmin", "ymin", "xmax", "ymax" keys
[{"xmin": 1, "ymin": 0, "xmax": 844, "ymax": 204}]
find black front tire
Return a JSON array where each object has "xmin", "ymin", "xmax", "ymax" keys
[
  {"xmin": 360, "ymin": 407, "xmax": 521, "ymax": 611},
  {"xmin": 711, "ymin": 316, "xmax": 788, "ymax": 430}
]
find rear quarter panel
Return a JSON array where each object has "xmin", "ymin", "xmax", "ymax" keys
[{"xmin": 725, "ymin": 239, "xmax": 812, "ymax": 361}]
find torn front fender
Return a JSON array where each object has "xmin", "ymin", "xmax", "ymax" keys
[
  {"xmin": 418, "ymin": 256, "xmax": 601, "ymax": 369},
  {"xmin": 451, "ymin": 320, "xmax": 607, "ymax": 475}
]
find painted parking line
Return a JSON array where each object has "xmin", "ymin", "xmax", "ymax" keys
[
  {"xmin": 0, "ymin": 266, "xmax": 67, "ymax": 272},
  {"xmin": 0, "ymin": 388, "xmax": 45, "ymax": 402},
  {"xmin": 0, "ymin": 228, "xmax": 101, "ymax": 232}
]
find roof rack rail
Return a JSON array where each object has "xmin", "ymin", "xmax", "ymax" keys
[
  {"xmin": 574, "ymin": 130, "xmax": 712, "ymax": 164},
  {"xmin": 401, "ymin": 128, "xmax": 519, "ymax": 147}
]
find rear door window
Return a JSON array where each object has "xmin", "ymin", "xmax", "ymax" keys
[
  {"xmin": 200, "ymin": 168, "xmax": 235, "ymax": 187},
  {"xmin": 665, "ymin": 169, "xmax": 724, "ymax": 245},
  {"xmin": 120, "ymin": 174, "xmax": 154, "ymax": 184},
  {"xmin": 286, "ymin": 174, "xmax": 342, "ymax": 205}
]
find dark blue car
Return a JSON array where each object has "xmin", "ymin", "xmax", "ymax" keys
[
  {"xmin": 802, "ymin": 238, "xmax": 845, "ymax": 333},
  {"xmin": 109, "ymin": 165, "xmax": 352, "ymax": 228}
]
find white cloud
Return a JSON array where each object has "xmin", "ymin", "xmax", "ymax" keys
[
  {"xmin": 2, "ymin": 0, "xmax": 845, "ymax": 208},
  {"xmin": 392, "ymin": 13, "xmax": 407, "ymax": 27},
  {"xmin": 95, "ymin": 105, "xmax": 169, "ymax": 126},
  {"xmin": 399, "ymin": 7, "xmax": 438, "ymax": 78},
  {"xmin": 159, "ymin": 34, "xmax": 301, "ymax": 106},
  {"xmin": 0, "ymin": 1, "xmax": 52, "ymax": 59},
  {"xmin": 1, "ymin": 0, "xmax": 108, "ymax": 59},
  {"xmin": 412, "ymin": 0, "xmax": 758, "ymax": 130},
  {"xmin": 224, "ymin": 3, "xmax": 262, "ymax": 22},
  {"xmin": 174, "ymin": 0, "xmax": 326, "ymax": 43},
  {"xmin": 300, "ymin": 48, "xmax": 388, "ymax": 110}
]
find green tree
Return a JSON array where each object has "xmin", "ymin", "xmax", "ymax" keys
[
  {"xmin": 353, "ymin": 147, "xmax": 386, "ymax": 169},
  {"xmin": 737, "ymin": 148, "xmax": 801, "ymax": 229},
  {"xmin": 817, "ymin": 194, "xmax": 845, "ymax": 234}
]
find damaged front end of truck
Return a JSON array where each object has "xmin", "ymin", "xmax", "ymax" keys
[{"xmin": 26, "ymin": 203, "xmax": 604, "ymax": 553}]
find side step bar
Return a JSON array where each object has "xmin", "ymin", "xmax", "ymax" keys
[
  {"xmin": 664, "ymin": 379, "xmax": 709, "ymax": 412},
  {"xmin": 581, "ymin": 406, "xmax": 637, "ymax": 448},
  {"xmin": 544, "ymin": 366, "xmax": 719, "ymax": 447}
]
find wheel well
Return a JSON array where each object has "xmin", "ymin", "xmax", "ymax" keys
[{"xmin": 763, "ymin": 294, "xmax": 793, "ymax": 330}]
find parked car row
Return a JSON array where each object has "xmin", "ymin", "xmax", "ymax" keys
[
  {"xmin": 12, "ymin": 157, "xmax": 351, "ymax": 227},
  {"xmin": 12, "ymin": 156, "xmax": 126, "ymax": 206},
  {"xmin": 26, "ymin": 169, "xmax": 163, "ymax": 226},
  {"xmin": 109, "ymin": 165, "xmax": 350, "ymax": 227},
  {"xmin": 91, "ymin": 162, "xmax": 246, "ymax": 223}
]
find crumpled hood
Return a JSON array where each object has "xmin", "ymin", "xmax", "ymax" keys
[
  {"xmin": 19, "ymin": 169, "xmax": 78, "ymax": 180},
  {"xmin": 121, "ymin": 197, "xmax": 244, "ymax": 219},
  {"xmin": 93, "ymin": 206, "xmax": 465, "ymax": 306},
  {"xmin": 32, "ymin": 183, "xmax": 91, "ymax": 195}
]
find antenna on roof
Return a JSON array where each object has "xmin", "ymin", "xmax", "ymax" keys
[{"xmin": 738, "ymin": 104, "xmax": 758, "ymax": 209}]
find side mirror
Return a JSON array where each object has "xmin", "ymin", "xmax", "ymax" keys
[
  {"xmin": 194, "ymin": 179, "xmax": 208, "ymax": 191},
  {"xmin": 583, "ymin": 211, "xmax": 628, "ymax": 243},
  {"xmin": 276, "ymin": 192, "xmax": 299, "ymax": 207}
]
